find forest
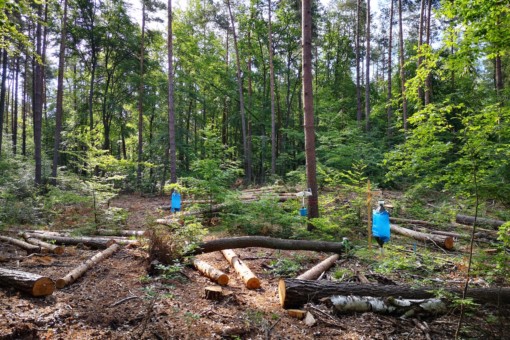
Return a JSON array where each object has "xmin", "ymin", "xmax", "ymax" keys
[{"xmin": 0, "ymin": 0, "xmax": 509, "ymax": 338}]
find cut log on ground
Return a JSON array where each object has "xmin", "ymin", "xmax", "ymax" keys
[
  {"xmin": 204, "ymin": 286, "xmax": 223, "ymax": 300},
  {"xmin": 221, "ymin": 249, "xmax": 260, "ymax": 289},
  {"xmin": 330, "ymin": 295, "xmax": 447, "ymax": 317},
  {"xmin": 0, "ymin": 235, "xmax": 40, "ymax": 254},
  {"xmin": 296, "ymin": 254, "xmax": 340, "ymax": 280},
  {"xmin": 456, "ymin": 214, "xmax": 506, "ymax": 229},
  {"xmin": 390, "ymin": 224, "xmax": 454, "ymax": 250},
  {"xmin": 96, "ymin": 229, "xmax": 146, "ymax": 237},
  {"xmin": 193, "ymin": 259, "xmax": 229, "ymax": 285},
  {"xmin": 56, "ymin": 243, "xmax": 120, "ymax": 289},
  {"xmin": 26, "ymin": 233, "xmax": 116, "ymax": 249},
  {"xmin": 189, "ymin": 237, "xmax": 343, "ymax": 256},
  {"xmin": 278, "ymin": 279, "xmax": 510, "ymax": 309},
  {"xmin": 0, "ymin": 268, "xmax": 55, "ymax": 297},
  {"xmin": 22, "ymin": 234, "xmax": 65, "ymax": 255}
]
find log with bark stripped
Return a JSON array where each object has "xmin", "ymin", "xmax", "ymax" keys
[
  {"xmin": 456, "ymin": 214, "xmax": 506, "ymax": 229},
  {"xmin": 329, "ymin": 295, "xmax": 447, "ymax": 317},
  {"xmin": 278, "ymin": 279, "xmax": 510, "ymax": 309},
  {"xmin": 188, "ymin": 237, "xmax": 343, "ymax": 256},
  {"xmin": 25, "ymin": 233, "xmax": 116, "ymax": 249},
  {"xmin": 193, "ymin": 258, "xmax": 229, "ymax": 285},
  {"xmin": 296, "ymin": 254, "xmax": 340, "ymax": 280},
  {"xmin": 0, "ymin": 235, "xmax": 40, "ymax": 254},
  {"xmin": 56, "ymin": 243, "xmax": 120, "ymax": 289},
  {"xmin": 0, "ymin": 268, "xmax": 55, "ymax": 296},
  {"xmin": 22, "ymin": 234, "xmax": 65, "ymax": 255},
  {"xmin": 390, "ymin": 224, "xmax": 454, "ymax": 250},
  {"xmin": 221, "ymin": 249, "xmax": 260, "ymax": 289},
  {"xmin": 96, "ymin": 229, "xmax": 146, "ymax": 237}
]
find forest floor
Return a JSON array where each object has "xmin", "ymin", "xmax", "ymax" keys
[{"xmin": 0, "ymin": 194, "xmax": 509, "ymax": 339}]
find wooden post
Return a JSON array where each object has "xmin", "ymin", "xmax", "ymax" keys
[{"xmin": 367, "ymin": 179, "xmax": 372, "ymax": 250}]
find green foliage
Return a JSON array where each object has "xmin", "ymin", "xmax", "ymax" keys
[
  {"xmin": 267, "ymin": 257, "xmax": 302, "ymax": 277},
  {"xmin": 222, "ymin": 194, "xmax": 301, "ymax": 238}
]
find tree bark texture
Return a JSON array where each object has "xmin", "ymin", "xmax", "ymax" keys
[
  {"xmin": 56, "ymin": 243, "xmax": 120, "ymax": 289},
  {"xmin": 296, "ymin": 254, "xmax": 340, "ymax": 280},
  {"xmin": 0, "ymin": 268, "xmax": 55, "ymax": 297},
  {"xmin": 302, "ymin": 0, "xmax": 319, "ymax": 225},
  {"xmin": 193, "ymin": 259, "xmax": 229, "ymax": 286},
  {"xmin": 0, "ymin": 235, "xmax": 40, "ymax": 254},
  {"xmin": 221, "ymin": 249, "xmax": 260, "ymax": 289},
  {"xmin": 456, "ymin": 214, "xmax": 505, "ymax": 229},
  {"xmin": 398, "ymin": 0, "xmax": 407, "ymax": 132},
  {"xmin": 26, "ymin": 233, "xmax": 117, "ymax": 249},
  {"xmin": 168, "ymin": 0, "xmax": 177, "ymax": 184},
  {"xmin": 365, "ymin": 0, "xmax": 371, "ymax": 131},
  {"xmin": 0, "ymin": 49, "xmax": 7, "ymax": 156},
  {"xmin": 278, "ymin": 279, "xmax": 510, "ymax": 309},
  {"xmin": 390, "ymin": 224, "xmax": 454, "ymax": 250},
  {"xmin": 22, "ymin": 234, "xmax": 65, "ymax": 255},
  {"xmin": 189, "ymin": 236, "xmax": 343, "ymax": 256}
]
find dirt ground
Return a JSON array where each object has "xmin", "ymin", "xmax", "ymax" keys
[{"xmin": 0, "ymin": 194, "xmax": 509, "ymax": 339}]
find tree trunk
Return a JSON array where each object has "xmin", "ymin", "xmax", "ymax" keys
[
  {"xmin": 33, "ymin": 3, "xmax": 44, "ymax": 185},
  {"xmin": 456, "ymin": 214, "xmax": 505, "ymax": 229},
  {"xmin": 193, "ymin": 258, "xmax": 229, "ymax": 286},
  {"xmin": 278, "ymin": 279, "xmax": 510, "ymax": 309},
  {"xmin": 355, "ymin": 0, "xmax": 362, "ymax": 124},
  {"xmin": 302, "ymin": 0, "xmax": 319, "ymax": 227},
  {"xmin": 296, "ymin": 254, "xmax": 340, "ymax": 280},
  {"xmin": 365, "ymin": 0, "xmax": 371, "ymax": 131},
  {"xmin": 227, "ymin": 0, "xmax": 252, "ymax": 183},
  {"xmin": 221, "ymin": 249, "xmax": 260, "ymax": 289},
  {"xmin": 52, "ymin": 0, "xmax": 68, "ymax": 185},
  {"xmin": 25, "ymin": 233, "xmax": 117, "ymax": 249},
  {"xmin": 56, "ymin": 243, "xmax": 120, "ymax": 289},
  {"xmin": 417, "ymin": 0, "xmax": 425, "ymax": 103},
  {"xmin": 387, "ymin": 0, "xmax": 394, "ymax": 139},
  {"xmin": 268, "ymin": 0, "xmax": 276, "ymax": 175},
  {"xmin": 168, "ymin": 0, "xmax": 177, "ymax": 185},
  {"xmin": 0, "ymin": 235, "xmax": 40, "ymax": 254},
  {"xmin": 0, "ymin": 268, "xmax": 55, "ymax": 297},
  {"xmin": 96, "ymin": 229, "xmax": 146, "ymax": 237},
  {"xmin": 0, "ymin": 49, "xmax": 7, "ymax": 156},
  {"xmin": 137, "ymin": 0, "xmax": 146, "ymax": 190},
  {"xmin": 390, "ymin": 224, "xmax": 454, "ymax": 250},
  {"xmin": 398, "ymin": 0, "xmax": 407, "ymax": 132},
  {"xmin": 330, "ymin": 295, "xmax": 447, "ymax": 316},
  {"xmin": 12, "ymin": 56, "xmax": 19, "ymax": 154},
  {"xmin": 189, "ymin": 236, "xmax": 343, "ymax": 256},
  {"xmin": 22, "ymin": 235, "xmax": 65, "ymax": 255},
  {"xmin": 424, "ymin": 0, "xmax": 432, "ymax": 105}
]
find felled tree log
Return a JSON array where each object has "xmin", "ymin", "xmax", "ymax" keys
[
  {"xmin": 188, "ymin": 237, "xmax": 343, "ymax": 256},
  {"xmin": 296, "ymin": 254, "xmax": 340, "ymax": 280},
  {"xmin": 56, "ymin": 243, "xmax": 120, "ymax": 289},
  {"xmin": 0, "ymin": 235, "xmax": 40, "ymax": 254},
  {"xmin": 0, "ymin": 268, "xmax": 55, "ymax": 296},
  {"xmin": 221, "ymin": 249, "xmax": 260, "ymax": 289},
  {"xmin": 193, "ymin": 259, "xmax": 229, "ymax": 285},
  {"xmin": 390, "ymin": 224, "xmax": 454, "ymax": 250},
  {"xmin": 456, "ymin": 214, "xmax": 506, "ymax": 229},
  {"xmin": 330, "ymin": 295, "xmax": 447, "ymax": 317},
  {"xmin": 278, "ymin": 279, "xmax": 510, "ymax": 309},
  {"xmin": 96, "ymin": 229, "xmax": 146, "ymax": 237},
  {"xmin": 22, "ymin": 234, "xmax": 65, "ymax": 255},
  {"xmin": 25, "ymin": 233, "xmax": 116, "ymax": 249}
]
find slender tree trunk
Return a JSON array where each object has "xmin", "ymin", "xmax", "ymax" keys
[
  {"xmin": 424, "ymin": 0, "xmax": 432, "ymax": 105},
  {"xmin": 168, "ymin": 0, "xmax": 177, "ymax": 184},
  {"xmin": 33, "ymin": 4, "xmax": 44, "ymax": 185},
  {"xmin": 387, "ymin": 0, "xmax": 394, "ymax": 140},
  {"xmin": 417, "ymin": 0, "xmax": 425, "ymax": 103},
  {"xmin": 398, "ymin": 0, "xmax": 407, "ymax": 132},
  {"xmin": 495, "ymin": 55, "xmax": 503, "ymax": 94},
  {"xmin": 355, "ymin": 0, "xmax": 362, "ymax": 124},
  {"xmin": 221, "ymin": 33, "xmax": 229, "ymax": 146},
  {"xmin": 365, "ymin": 0, "xmax": 371, "ymax": 131},
  {"xmin": 302, "ymin": 0, "xmax": 319, "ymax": 227},
  {"xmin": 6, "ymin": 78, "xmax": 10, "ymax": 135},
  {"xmin": 41, "ymin": 1, "xmax": 48, "ymax": 138},
  {"xmin": 52, "ymin": 0, "xmax": 68, "ymax": 185},
  {"xmin": 0, "ymin": 49, "xmax": 7, "ymax": 156},
  {"xmin": 268, "ymin": 0, "xmax": 276, "ymax": 175},
  {"xmin": 22, "ymin": 54, "xmax": 28, "ymax": 156},
  {"xmin": 137, "ymin": 0, "xmax": 146, "ymax": 190},
  {"xmin": 227, "ymin": 0, "xmax": 251, "ymax": 183},
  {"xmin": 12, "ymin": 56, "xmax": 19, "ymax": 155}
]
